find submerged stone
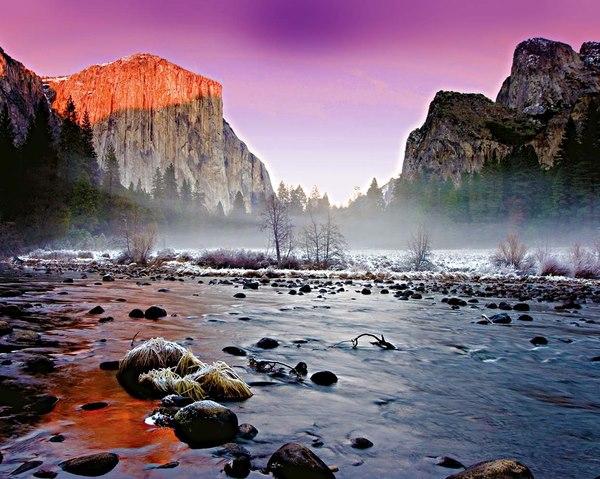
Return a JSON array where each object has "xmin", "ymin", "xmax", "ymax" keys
[
  {"xmin": 268, "ymin": 442, "xmax": 335, "ymax": 479},
  {"xmin": 173, "ymin": 400, "xmax": 238, "ymax": 447},
  {"xmin": 88, "ymin": 305, "xmax": 105, "ymax": 315},
  {"xmin": 60, "ymin": 452, "xmax": 119, "ymax": 476},
  {"xmin": 445, "ymin": 458, "xmax": 533, "ymax": 478}
]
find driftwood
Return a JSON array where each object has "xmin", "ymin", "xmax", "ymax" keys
[{"xmin": 333, "ymin": 333, "xmax": 396, "ymax": 350}]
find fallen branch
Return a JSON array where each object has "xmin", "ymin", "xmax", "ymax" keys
[
  {"xmin": 130, "ymin": 330, "xmax": 141, "ymax": 347},
  {"xmin": 333, "ymin": 333, "xmax": 396, "ymax": 350}
]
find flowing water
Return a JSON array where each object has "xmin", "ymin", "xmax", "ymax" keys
[{"xmin": 1, "ymin": 273, "xmax": 599, "ymax": 478}]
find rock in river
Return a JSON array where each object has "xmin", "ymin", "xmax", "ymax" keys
[
  {"xmin": 128, "ymin": 308, "xmax": 145, "ymax": 318},
  {"xmin": 223, "ymin": 346, "xmax": 247, "ymax": 356},
  {"xmin": 173, "ymin": 400, "xmax": 238, "ymax": 447},
  {"xmin": 351, "ymin": 437, "xmax": 373, "ymax": 449},
  {"xmin": 224, "ymin": 456, "xmax": 251, "ymax": 478},
  {"xmin": 310, "ymin": 371, "xmax": 338, "ymax": 386},
  {"xmin": 268, "ymin": 442, "xmax": 335, "ymax": 479},
  {"xmin": 60, "ymin": 452, "xmax": 119, "ymax": 476},
  {"xmin": 530, "ymin": 336, "xmax": 548, "ymax": 346},
  {"xmin": 144, "ymin": 306, "xmax": 167, "ymax": 319},
  {"xmin": 490, "ymin": 313, "xmax": 511, "ymax": 324},
  {"xmin": 24, "ymin": 355, "xmax": 56, "ymax": 374},
  {"xmin": 445, "ymin": 458, "xmax": 533, "ymax": 478},
  {"xmin": 257, "ymin": 337, "xmax": 279, "ymax": 349}
]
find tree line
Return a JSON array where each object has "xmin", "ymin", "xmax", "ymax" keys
[{"xmin": 0, "ymin": 97, "xmax": 264, "ymax": 252}]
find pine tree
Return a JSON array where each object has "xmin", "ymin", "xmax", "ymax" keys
[
  {"xmin": 573, "ymin": 97, "xmax": 600, "ymax": 218},
  {"xmin": 277, "ymin": 182, "xmax": 290, "ymax": 205},
  {"xmin": 551, "ymin": 118, "xmax": 579, "ymax": 219},
  {"xmin": 102, "ymin": 144, "xmax": 121, "ymax": 195},
  {"xmin": 289, "ymin": 185, "xmax": 307, "ymax": 215},
  {"xmin": 192, "ymin": 180, "xmax": 206, "ymax": 213},
  {"xmin": 366, "ymin": 178, "xmax": 384, "ymax": 212},
  {"xmin": 215, "ymin": 201, "xmax": 225, "ymax": 218},
  {"xmin": 180, "ymin": 178, "xmax": 192, "ymax": 205},
  {"xmin": 0, "ymin": 104, "xmax": 17, "ymax": 218},
  {"xmin": 81, "ymin": 110, "xmax": 100, "ymax": 185},
  {"xmin": 151, "ymin": 167, "xmax": 165, "ymax": 200},
  {"xmin": 163, "ymin": 163, "xmax": 179, "ymax": 200},
  {"xmin": 231, "ymin": 191, "xmax": 246, "ymax": 217},
  {"xmin": 319, "ymin": 193, "xmax": 331, "ymax": 212}
]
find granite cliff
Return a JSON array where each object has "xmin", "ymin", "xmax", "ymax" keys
[
  {"xmin": 402, "ymin": 38, "xmax": 600, "ymax": 182},
  {"xmin": 0, "ymin": 49, "xmax": 273, "ymax": 212}
]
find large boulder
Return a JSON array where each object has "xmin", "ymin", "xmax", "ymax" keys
[
  {"xmin": 267, "ymin": 443, "xmax": 335, "ymax": 479},
  {"xmin": 60, "ymin": 452, "xmax": 119, "ymax": 476},
  {"xmin": 116, "ymin": 338, "xmax": 187, "ymax": 398},
  {"xmin": 446, "ymin": 458, "xmax": 533, "ymax": 479},
  {"xmin": 173, "ymin": 400, "xmax": 238, "ymax": 447}
]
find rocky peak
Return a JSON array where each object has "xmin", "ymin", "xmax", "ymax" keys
[
  {"xmin": 0, "ymin": 47, "xmax": 47, "ymax": 142},
  {"xmin": 403, "ymin": 91, "xmax": 515, "ymax": 181},
  {"xmin": 497, "ymin": 37, "xmax": 600, "ymax": 114},
  {"xmin": 580, "ymin": 41, "xmax": 600, "ymax": 68},
  {"xmin": 45, "ymin": 52, "xmax": 222, "ymax": 125}
]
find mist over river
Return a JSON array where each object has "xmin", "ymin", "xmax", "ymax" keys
[{"xmin": 0, "ymin": 264, "xmax": 599, "ymax": 478}]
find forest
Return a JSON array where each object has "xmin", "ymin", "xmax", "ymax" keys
[{"xmin": 0, "ymin": 94, "xmax": 598, "ymax": 255}]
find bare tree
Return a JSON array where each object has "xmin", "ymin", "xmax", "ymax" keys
[
  {"xmin": 119, "ymin": 210, "xmax": 158, "ymax": 265},
  {"xmin": 407, "ymin": 226, "xmax": 431, "ymax": 271},
  {"xmin": 302, "ymin": 213, "xmax": 346, "ymax": 268},
  {"xmin": 261, "ymin": 194, "xmax": 294, "ymax": 265},
  {"xmin": 492, "ymin": 232, "xmax": 531, "ymax": 270}
]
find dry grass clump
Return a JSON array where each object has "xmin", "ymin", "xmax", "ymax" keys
[
  {"xmin": 492, "ymin": 233, "xmax": 533, "ymax": 271},
  {"xmin": 117, "ymin": 338, "xmax": 188, "ymax": 398},
  {"xmin": 139, "ymin": 350, "xmax": 252, "ymax": 401},
  {"xmin": 539, "ymin": 257, "xmax": 570, "ymax": 277}
]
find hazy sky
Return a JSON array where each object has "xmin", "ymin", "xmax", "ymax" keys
[{"xmin": 1, "ymin": 0, "xmax": 599, "ymax": 203}]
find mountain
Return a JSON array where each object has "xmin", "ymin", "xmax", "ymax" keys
[
  {"xmin": 0, "ymin": 47, "xmax": 48, "ymax": 142},
  {"xmin": 0, "ymin": 49, "xmax": 272, "ymax": 212},
  {"xmin": 401, "ymin": 38, "xmax": 600, "ymax": 183}
]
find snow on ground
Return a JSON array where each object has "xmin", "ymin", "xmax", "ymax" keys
[{"xmin": 19, "ymin": 246, "xmax": 576, "ymax": 278}]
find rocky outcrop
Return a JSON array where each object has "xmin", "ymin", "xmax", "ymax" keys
[
  {"xmin": 223, "ymin": 120, "xmax": 272, "ymax": 210},
  {"xmin": 497, "ymin": 38, "xmax": 600, "ymax": 114},
  {"xmin": 403, "ymin": 92, "xmax": 515, "ymax": 181},
  {"xmin": 402, "ymin": 38, "xmax": 600, "ymax": 181},
  {"xmin": 43, "ymin": 53, "xmax": 272, "ymax": 211},
  {"xmin": 0, "ymin": 48, "xmax": 47, "ymax": 142}
]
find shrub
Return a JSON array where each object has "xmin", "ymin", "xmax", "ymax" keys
[
  {"xmin": 492, "ymin": 233, "xmax": 533, "ymax": 271},
  {"xmin": 569, "ymin": 243, "xmax": 599, "ymax": 279},
  {"xmin": 407, "ymin": 226, "xmax": 432, "ymax": 271},
  {"xmin": 119, "ymin": 214, "xmax": 158, "ymax": 265},
  {"xmin": 196, "ymin": 249, "xmax": 274, "ymax": 270},
  {"xmin": 539, "ymin": 257, "xmax": 570, "ymax": 277}
]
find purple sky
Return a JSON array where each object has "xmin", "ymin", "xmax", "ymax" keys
[{"xmin": 2, "ymin": 0, "xmax": 599, "ymax": 203}]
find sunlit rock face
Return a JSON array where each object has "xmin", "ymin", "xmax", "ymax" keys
[
  {"xmin": 44, "ymin": 53, "xmax": 272, "ymax": 211},
  {"xmin": 402, "ymin": 38, "xmax": 600, "ymax": 181},
  {"xmin": 0, "ymin": 47, "xmax": 47, "ymax": 142},
  {"xmin": 497, "ymin": 38, "xmax": 600, "ymax": 115}
]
